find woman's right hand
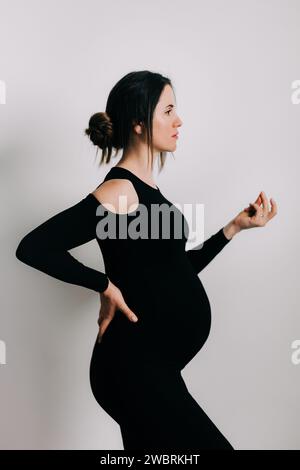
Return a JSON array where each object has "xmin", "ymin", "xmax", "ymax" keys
[{"xmin": 97, "ymin": 280, "xmax": 138, "ymax": 343}]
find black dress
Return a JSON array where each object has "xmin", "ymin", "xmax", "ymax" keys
[{"xmin": 16, "ymin": 166, "xmax": 234, "ymax": 450}]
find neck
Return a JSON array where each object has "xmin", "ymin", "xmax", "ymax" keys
[{"xmin": 116, "ymin": 149, "xmax": 159, "ymax": 183}]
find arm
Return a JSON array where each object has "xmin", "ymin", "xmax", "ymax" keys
[
  {"xmin": 185, "ymin": 221, "xmax": 239, "ymax": 274},
  {"xmin": 15, "ymin": 194, "xmax": 109, "ymax": 293}
]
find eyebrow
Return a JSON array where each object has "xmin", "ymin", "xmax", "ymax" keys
[{"xmin": 165, "ymin": 104, "xmax": 175, "ymax": 109}]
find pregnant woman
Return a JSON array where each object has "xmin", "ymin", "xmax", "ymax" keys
[{"xmin": 15, "ymin": 71, "xmax": 277, "ymax": 450}]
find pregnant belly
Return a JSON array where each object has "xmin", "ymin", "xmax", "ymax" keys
[
  {"xmin": 152, "ymin": 270, "xmax": 212, "ymax": 367},
  {"xmin": 100, "ymin": 264, "xmax": 212, "ymax": 368}
]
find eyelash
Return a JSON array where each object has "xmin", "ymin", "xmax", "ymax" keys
[{"xmin": 166, "ymin": 110, "xmax": 172, "ymax": 115}]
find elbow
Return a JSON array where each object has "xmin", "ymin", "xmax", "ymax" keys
[{"xmin": 15, "ymin": 236, "xmax": 36, "ymax": 266}]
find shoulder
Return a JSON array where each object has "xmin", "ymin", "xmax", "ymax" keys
[{"xmin": 91, "ymin": 178, "xmax": 139, "ymax": 214}]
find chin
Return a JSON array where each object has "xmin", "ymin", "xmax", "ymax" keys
[
  {"xmin": 164, "ymin": 144, "xmax": 177, "ymax": 152},
  {"xmin": 155, "ymin": 144, "xmax": 177, "ymax": 154}
]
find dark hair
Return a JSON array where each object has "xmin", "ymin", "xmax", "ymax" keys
[{"xmin": 84, "ymin": 70, "xmax": 175, "ymax": 173}]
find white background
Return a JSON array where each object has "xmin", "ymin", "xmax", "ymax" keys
[{"xmin": 0, "ymin": 0, "xmax": 298, "ymax": 450}]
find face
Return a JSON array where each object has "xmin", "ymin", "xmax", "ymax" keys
[{"xmin": 151, "ymin": 84, "xmax": 183, "ymax": 153}]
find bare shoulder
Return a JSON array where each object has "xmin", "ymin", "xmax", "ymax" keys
[{"xmin": 91, "ymin": 178, "xmax": 139, "ymax": 214}]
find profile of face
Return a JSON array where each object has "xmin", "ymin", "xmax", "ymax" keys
[
  {"xmin": 133, "ymin": 84, "xmax": 183, "ymax": 154},
  {"xmin": 152, "ymin": 84, "xmax": 183, "ymax": 153}
]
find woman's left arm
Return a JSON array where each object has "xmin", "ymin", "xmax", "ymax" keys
[{"xmin": 185, "ymin": 191, "xmax": 277, "ymax": 274}]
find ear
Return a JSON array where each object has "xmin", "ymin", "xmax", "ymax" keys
[{"xmin": 132, "ymin": 120, "xmax": 144, "ymax": 135}]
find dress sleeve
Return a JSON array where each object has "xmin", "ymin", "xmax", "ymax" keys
[
  {"xmin": 15, "ymin": 194, "xmax": 109, "ymax": 293},
  {"xmin": 185, "ymin": 227, "xmax": 232, "ymax": 274}
]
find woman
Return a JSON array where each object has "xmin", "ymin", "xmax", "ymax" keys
[{"xmin": 15, "ymin": 70, "xmax": 277, "ymax": 450}]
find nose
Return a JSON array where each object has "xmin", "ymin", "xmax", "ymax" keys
[{"xmin": 175, "ymin": 115, "xmax": 183, "ymax": 128}]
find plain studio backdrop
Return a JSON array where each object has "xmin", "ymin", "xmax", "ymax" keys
[{"xmin": 0, "ymin": 0, "xmax": 299, "ymax": 450}]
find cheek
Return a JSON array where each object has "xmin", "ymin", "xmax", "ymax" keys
[{"xmin": 153, "ymin": 118, "xmax": 169, "ymax": 139}]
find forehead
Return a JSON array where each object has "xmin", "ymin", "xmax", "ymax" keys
[{"xmin": 158, "ymin": 84, "xmax": 175, "ymax": 106}]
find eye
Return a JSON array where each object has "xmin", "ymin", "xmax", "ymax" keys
[{"xmin": 165, "ymin": 110, "xmax": 172, "ymax": 115}]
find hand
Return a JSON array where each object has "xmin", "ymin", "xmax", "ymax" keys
[
  {"xmin": 233, "ymin": 191, "xmax": 277, "ymax": 231},
  {"xmin": 97, "ymin": 280, "xmax": 138, "ymax": 343}
]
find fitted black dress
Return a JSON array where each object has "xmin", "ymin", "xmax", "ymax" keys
[{"xmin": 16, "ymin": 166, "xmax": 234, "ymax": 450}]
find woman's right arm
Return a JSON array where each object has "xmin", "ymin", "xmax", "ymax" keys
[{"xmin": 15, "ymin": 193, "xmax": 110, "ymax": 293}]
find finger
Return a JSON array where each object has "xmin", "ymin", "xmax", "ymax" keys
[
  {"xmin": 120, "ymin": 302, "xmax": 138, "ymax": 322},
  {"xmin": 98, "ymin": 303, "xmax": 115, "ymax": 325},
  {"xmin": 249, "ymin": 202, "xmax": 260, "ymax": 210},
  {"xmin": 245, "ymin": 195, "xmax": 261, "ymax": 212},
  {"xmin": 268, "ymin": 197, "xmax": 278, "ymax": 220},
  {"xmin": 98, "ymin": 316, "xmax": 111, "ymax": 336},
  {"xmin": 255, "ymin": 194, "xmax": 262, "ymax": 205},
  {"xmin": 260, "ymin": 191, "xmax": 270, "ymax": 215}
]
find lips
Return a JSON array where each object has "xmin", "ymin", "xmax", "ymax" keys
[{"xmin": 172, "ymin": 132, "xmax": 179, "ymax": 137}]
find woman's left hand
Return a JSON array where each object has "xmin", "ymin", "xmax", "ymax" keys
[{"xmin": 233, "ymin": 191, "xmax": 278, "ymax": 231}]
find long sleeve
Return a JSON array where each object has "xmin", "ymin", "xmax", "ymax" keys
[
  {"xmin": 185, "ymin": 227, "xmax": 231, "ymax": 274},
  {"xmin": 15, "ymin": 194, "xmax": 109, "ymax": 293}
]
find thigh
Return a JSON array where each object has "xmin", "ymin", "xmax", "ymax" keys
[
  {"xmin": 90, "ymin": 338, "xmax": 233, "ymax": 451},
  {"xmin": 119, "ymin": 365, "xmax": 234, "ymax": 451}
]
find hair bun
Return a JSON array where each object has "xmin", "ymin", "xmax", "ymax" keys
[{"xmin": 85, "ymin": 112, "xmax": 113, "ymax": 149}]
